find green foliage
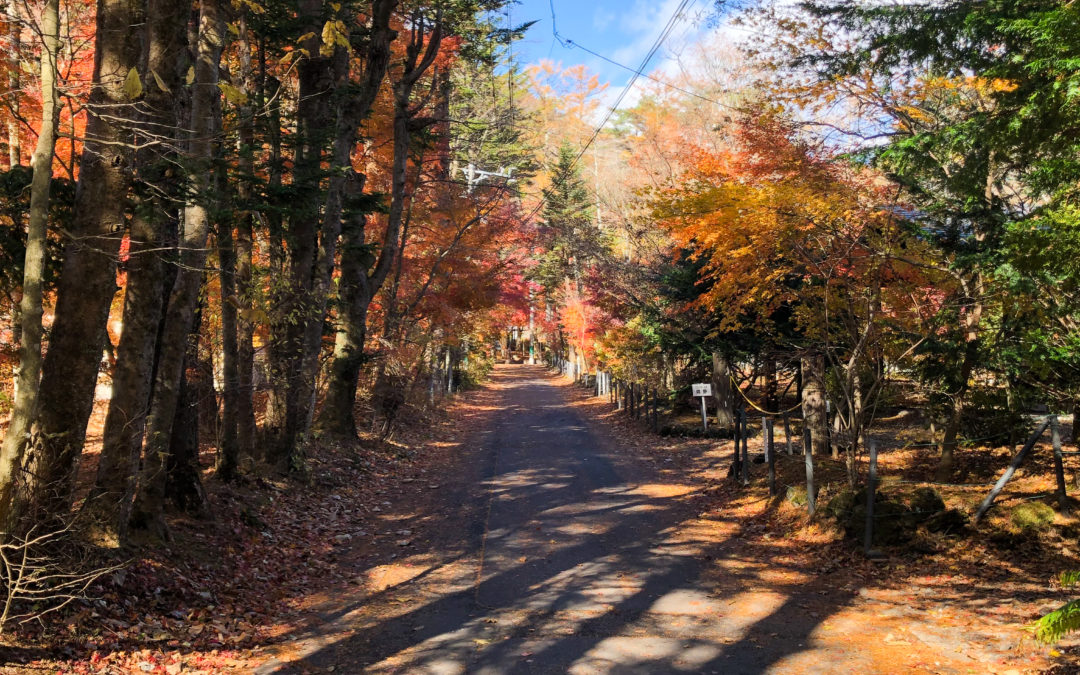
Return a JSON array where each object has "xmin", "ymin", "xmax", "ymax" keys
[
  {"xmin": 1061, "ymin": 570, "xmax": 1080, "ymax": 589},
  {"xmin": 1032, "ymin": 596, "xmax": 1080, "ymax": 644},
  {"xmin": 792, "ymin": 0, "xmax": 1080, "ymax": 442},
  {"xmin": 448, "ymin": 56, "xmax": 538, "ymax": 188}
]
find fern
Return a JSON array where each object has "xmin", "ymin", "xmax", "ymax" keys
[
  {"xmin": 1032, "ymin": 599, "xmax": 1080, "ymax": 644},
  {"xmin": 1029, "ymin": 571, "xmax": 1080, "ymax": 643}
]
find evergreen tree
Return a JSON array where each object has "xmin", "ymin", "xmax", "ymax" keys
[{"xmin": 533, "ymin": 144, "xmax": 604, "ymax": 297}]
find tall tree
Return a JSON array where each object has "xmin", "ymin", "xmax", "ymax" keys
[
  {"xmin": 0, "ymin": 0, "xmax": 60, "ymax": 529},
  {"xmin": 0, "ymin": 0, "xmax": 145, "ymax": 534},
  {"xmin": 532, "ymin": 143, "xmax": 600, "ymax": 297},
  {"xmin": 84, "ymin": 0, "xmax": 189, "ymax": 544},
  {"xmin": 128, "ymin": 0, "xmax": 225, "ymax": 538},
  {"xmin": 790, "ymin": 0, "xmax": 1080, "ymax": 478},
  {"xmin": 317, "ymin": 5, "xmax": 445, "ymax": 438}
]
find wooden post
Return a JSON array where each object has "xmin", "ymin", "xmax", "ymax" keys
[
  {"xmin": 1053, "ymin": 415, "xmax": 1069, "ymax": 512},
  {"xmin": 783, "ymin": 413, "xmax": 793, "ymax": 455},
  {"xmin": 975, "ymin": 417, "xmax": 1053, "ymax": 523},
  {"xmin": 732, "ymin": 407, "xmax": 741, "ymax": 480},
  {"xmin": 864, "ymin": 440, "xmax": 878, "ymax": 556},
  {"xmin": 767, "ymin": 418, "xmax": 776, "ymax": 496},
  {"xmin": 700, "ymin": 394, "xmax": 709, "ymax": 433},
  {"xmin": 652, "ymin": 389, "xmax": 659, "ymax": 432},
  {"xmin": 740, "ymin": 406, "xmax": 749, "ymax": 486},
  {"xmin": 805, "ymin": 426, "xmax": 816, "ymax": 516},
  {"xmin": 761, "ymin": 415, "xmax": 768, "ymax": 455}
]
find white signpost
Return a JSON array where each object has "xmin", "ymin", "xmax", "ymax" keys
[{"xmin": 692, "ymin": 383, "xmax": 712, "ymax": 432}]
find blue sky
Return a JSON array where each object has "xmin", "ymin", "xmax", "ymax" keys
[{"xmin": 507, "ymin": 0, "xmax": 716, "ymax": 108}]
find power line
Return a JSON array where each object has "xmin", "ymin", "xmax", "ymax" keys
[
  {"xmin": 526, "ymin": 0, "xmax": 694, "ymax": 225},
  {"xmin": 560, "ymin": 37, "xmax": 739, "ymax": 111}
]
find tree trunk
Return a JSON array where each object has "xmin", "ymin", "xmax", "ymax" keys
[
  {"xmin": 6, "ymin": 0, "xmax": 20, "ymax": 168},
  {"xmin": 265, "ymin": 0, "xmax": 337, "ymax": 466},
  {"xmin": 217, "ymin": 10, "xmax": 265, "ymax": 478},
  {"xmin": 261, "ymin": 69, "xmax": 285, "ymax": 440},
  {"xmin": 0, "ymin": 0, "xmax": 59, "ymax": 525},
  {"xmin": 316, "ymin": 7, "xmax": 439, "ymax": 438},
  {"xmin": 129, "ymin": 0, "xmax": 223, "ymax": 539},
  {"xmin": 711, "ymin": 352, "xmax": 734, "ymax": 427},
  {"xmin": 936, "ymin": 272, "xmax": 984, "ymax": 481},
  {"xmin": 801, "ymin": 354, "xmax": 828, "ymax": 456},
  {"xmin": 296, "ymin": 0, "xmax": 395, "ymax": 441},
  {"xmin": 0, "ymin": 0, "xmax": 144, "ymax": 533},
  {"xmin": 165, "ymin": 307, "xmax": 208, "ymax": 515},
  {"xmin": 316, "ymin": 208, "xmax": 371, "ymax": 438},
  {"xmin": 83, "ymin": 0, "xmax": 188, "ymax": 545},
  {"xmin": 217, "ymin": 211, "xmax": 239, "ymax": 481},
  {"xmin": 234, "ymin": 14, "xmax": 257, "ymax": 459},
  {"xmin": 215, "ymin": 89, "xmax": 237, "ymax": 481},
  {"xmin": 764, "ymin": 358, "xmax": 777, "ymax": 411}
]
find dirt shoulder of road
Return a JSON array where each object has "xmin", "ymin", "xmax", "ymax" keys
[
  {"xmin": 0, "ymin": 379, "xmax": 504, "ymax": 675},
  {"xmin": 563, "ymin": 376, "xmax": 1079, "ymax": 675}
]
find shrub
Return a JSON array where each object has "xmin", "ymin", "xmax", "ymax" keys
[
  {"xmin": 786, "ymin": 485, "xmax": 808, "ymax": 507},
  {"xmin": 1011, "ymin": 502, "xmax": 1055, "ymax": 532},
  {"xmin": 909, "ymin": 487, "xmax": 946, "ymax": 522}
]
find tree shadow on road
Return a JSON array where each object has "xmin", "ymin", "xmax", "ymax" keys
[{"xmin": 256, "ymin": 367, "xmax": 868, "ymax": 674}]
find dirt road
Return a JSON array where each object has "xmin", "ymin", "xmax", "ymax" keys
[{"xmin": 255, "ymin": 366, "xmax": 1033, "ymax": 674}]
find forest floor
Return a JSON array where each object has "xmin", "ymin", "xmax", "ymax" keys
[{"xmin": 2, "ymin": 365, "xmax": 1078, "ymax": 673}]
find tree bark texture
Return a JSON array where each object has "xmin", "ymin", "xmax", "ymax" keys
[
  {"xmin": 0, "ymin": 0, "xmax": 59, "ymax": 534},
  {"xmin": 0, "ymin": 0, "xmax": 145, "ymax": 534},
  {"xmin": 317, "ymin": 6, "xmax": 440, "ymax": 439},
  {"xmin": 279, "ymin": 0, "xmax": 398, "ymax": 449},
  {"xmin": 84, "ymin": 0, "xmax": 188, "ymax": 545},
  {"xmin": 165, "ymin": 306, "xmax": 209, "ymax": 516},
  {"xmin": 6, "ymin": 0, "xmax": 20, "ymax": 168},
  {"xmin": 801, "ymin": 354, "xmax": 829, "ymax": 456},
  {"xmin": 711, "ymin": 352, "xmax": 734, "ymax": 428},
  {"xmin": 233, "ymin": 12, "xmax": 258, "ymax": 459},
  {"xmin": 264, "ymin": 0, "xmax": 336, "ymax": 466},
  {"xmin": 129, "ymin": 0, "xmax": 223, "ymax": 538}
]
